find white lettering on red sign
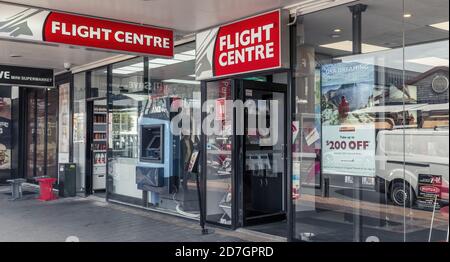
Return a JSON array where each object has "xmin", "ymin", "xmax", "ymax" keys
[
  {"xmin": 44, "ymin": 12, "xmax": 173, "ymax": 57},
  {"xmin": 212, "ymin": 10, "xmax": 281, "ymax": 77},
  {"xmin": 217, "ymin": 24, "xmax": 275, "ymax": 67}
]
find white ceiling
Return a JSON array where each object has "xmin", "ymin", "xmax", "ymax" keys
[
  {"xmin": 1, "ymin": 0, "xmax": 314, "ymax": 32},
  {"xmin": 0, "ymin": 40, "xmax": 117, "ymax": 71}
]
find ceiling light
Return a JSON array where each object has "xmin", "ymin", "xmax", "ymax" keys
[
  {"xmin": 150, "ymin": 58, "xmax": 182, "ymax": 65},
  {"xmin": 320, "ymin": 40, "xmax": 390, "ymax": 53},
  {"xmin": 429, "ymin": 21, "xmax": 449, "ymax": 31},
  {"xmin": 174, "ymin": 54, "xmax": 195, "ymax": 61},
  {"xmin": 163, "ymin": 79, "xmax": 201, "ymax": 85},
  {"xmin": 333, "ymin": 28, "xmax": 342, "ymax": 33},
  {"xmin": 127, "ymin": 63, "xmax": 144, "ymax": 69},
  {"xmin": 148, "ymin": 63, "xmax": 165, "ymax": 69},
  {"xmin": 408, "ymin": 57, "xmax": 449, "ymax": 67},
  {"xmin": 403, "ymin": 13, "xmax": 412, "ymax": 18},
  {"xmin": 181, "ymin": 50, "xmax": 196, "ymax": 56},
  {"xmin": 113, "ymin": 69, "xmax": 136, "ymax": 75}
]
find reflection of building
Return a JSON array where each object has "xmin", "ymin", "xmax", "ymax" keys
[{"xmin": 407, "ymin": 67, "xmax": 449, "ymax": 104}]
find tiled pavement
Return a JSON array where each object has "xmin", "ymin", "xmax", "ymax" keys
[{"xmin": 0, "ymin": 185, "xmax": 280, "ymax": 242}]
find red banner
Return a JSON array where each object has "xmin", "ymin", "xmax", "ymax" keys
[{"xmin": 43, "ymin": 12, "xmax": 173, "ymax": 57}]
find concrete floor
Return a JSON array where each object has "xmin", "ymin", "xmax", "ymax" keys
[{"xmin": 0, "ymin": 185, "xmax": 278, "ymax": 242}]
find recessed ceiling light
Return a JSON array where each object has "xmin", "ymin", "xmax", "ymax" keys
[
  {"xmin": 163, "ymin": 79, "xmax": 200, "ymax": 85},
  {"xmin": 403, "ymin": 13, "xmax": 412, "ymax": 18},
  {"xmin": 408, "ymin": 57, "xmax": 449, "ymax": 67},
  {"xmin": 148, "ymin": 63, "xmax": 165, "ymax": 69},
  {"xmin": 149, "ymin": 58, "xmax": 182, "ymax": 65},
  {"xmin": 320, "ymin": 40, "xmax": 390, "ymax": 53},
  {"xmin": 174, "ymin": 54, "xmax": 195, "ymax": 61},
  {"xmin": 181, "ymin": 50, "xmax": 196, "ymax": 56},
  {"xmin": 330, "ymin": 34, "xmax": 341, "ymax": 38},
  {"xmin": 113, "ymin": 69, "xmax": 137, "ymax": 75},
  {"xmin": 333, "ymin": 28, "xmax": 342, "ymax": 33},
  {"xmin": 429, "ymin": 21, "xmax": 449, "ymax": 31}
]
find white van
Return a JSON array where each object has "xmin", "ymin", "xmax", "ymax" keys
[{"xmin": 376, "ymin": 128, "xmax": 449, "ymax": 206}]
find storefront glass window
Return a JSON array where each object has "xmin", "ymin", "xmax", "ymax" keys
[
  {"xmin": 46, "ymin": 88, "xmax": 58, "ymax": 178},
  {"xmin": 25, "ymin": 90, "xmax": 36, "ymax": 179},
  {"xmin": 108, "ymin": 43, "xmax": 201, "ymax": 219},
  {"xmin": 0, "ymin": 87, "xmax": 12, "ymax": 178},
  {"xmin": 143, "ymin": 42, "xmax": 201, "ymax": 218},
  {"xmin": 73, "ymin": 73, "xmax": 87, "ymax": 193},
  {"xmin": 292, "ymin": 0, "xmax": 449, "ymax": 242},
  {"xmin": 403, "ymin": 0, "xmax": 449, "ymax": 242},
  {"xmin": 109, "ymin": 57, "xmax": 145, "ymax": 202},
  {"xmin": 205, "ymin": 79, "xmax": 233, "ymax": 225},
  {"xmin": 91, "ymin": 69, "xmax": 108, "ymax": 98}
]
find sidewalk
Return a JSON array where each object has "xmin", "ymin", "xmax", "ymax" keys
[{"xmin": 0, "ymin": 185, "xmax": 280, "ymax": 242}]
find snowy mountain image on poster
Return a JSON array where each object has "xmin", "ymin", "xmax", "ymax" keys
[{"xmin": 321, "ymin": 62, "xmax": 375, "ymax": 126}]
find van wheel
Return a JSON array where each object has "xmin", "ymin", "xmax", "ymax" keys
[{"xmin": 390, "ymin": 181, "xmax": 415, "ymax": 207}]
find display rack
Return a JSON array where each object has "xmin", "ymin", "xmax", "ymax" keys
[{"xmin": 93, "ymin": 111, "xmax": 107, "ymax": 171}]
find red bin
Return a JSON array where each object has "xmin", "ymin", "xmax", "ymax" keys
[{"xmin": 36, "ymin": 178, "xmax": 58, "ymax": 201}]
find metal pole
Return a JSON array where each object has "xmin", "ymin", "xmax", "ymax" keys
[
  {"xmin": 348, "ymin": 3, "xmax": 367, "ymax": 242},
  {"xmin": 349, "ymin": 4, "xmax": 367, "ymax": 55}
]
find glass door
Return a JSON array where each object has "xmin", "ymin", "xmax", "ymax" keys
[
  {"xmin": 241, "ymin": 80, "xmax": 287, "ymax": 226},
  {"xmin": 24, "ymin": 88, "xmax": 58, "ymax": 180}
]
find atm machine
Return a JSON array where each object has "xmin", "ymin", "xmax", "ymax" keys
[{"xmin": 136, "ymin": 96, "xmax": 181, "ymax": 206}]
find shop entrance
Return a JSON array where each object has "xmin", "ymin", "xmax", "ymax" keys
[
  {"xmin": 240, "ymin": 80, "xmax": 287, "ymax": 228},
  {"xmin": 202, "ymin": 77, "xmax": 288, "ymax": 237}
]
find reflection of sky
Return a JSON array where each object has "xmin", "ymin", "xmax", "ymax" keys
[{"xmin": 338, "ymin": 40, "xmax": 449, "ymax": 73}]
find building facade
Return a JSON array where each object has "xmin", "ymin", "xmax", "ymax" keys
[{"xmin": 0, "ymin": 0, "xmax": 448, "ymax": 242}]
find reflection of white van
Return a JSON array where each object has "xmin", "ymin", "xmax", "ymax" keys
[{"xmin": 376, "ymin": 128, "xmax": 449, "ymax": 206}]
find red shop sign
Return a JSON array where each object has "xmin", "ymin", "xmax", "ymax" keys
[
  {"xmin": 195, "ymin": 10, "xmax": 289, "ymax": 80},
  {"xmin": 0, "ymin": 2, "xmax": 173, "ymax": 57},
  {"xmin": 44, "ymin": 12, "xmax": 173, "ymax": 57}
]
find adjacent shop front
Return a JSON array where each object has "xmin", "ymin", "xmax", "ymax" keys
[{"xmin": 0, "ymin": 0, "xmax": 448, "ymax": 242}]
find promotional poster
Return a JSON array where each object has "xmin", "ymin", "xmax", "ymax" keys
[
  {"xmin": 58, "ymin": 83, "xmax": 70, "ymax": 163},
  {"xmin": 0, "ymin": 96, "xmax": 11, "ymax": 170},
  {"xmin": 321, "ymin": 62, "xmax": 376, "ymax": 177}
]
